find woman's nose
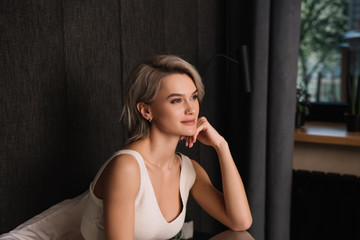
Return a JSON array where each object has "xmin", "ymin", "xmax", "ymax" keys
[{"xmin": 185, "ymin": 101, "xmax": 195, "ymax": 115}]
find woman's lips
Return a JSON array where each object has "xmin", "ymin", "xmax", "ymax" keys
[{"xmin": 181, "ymin": 119, "xmax": 196, "ymax": 126}]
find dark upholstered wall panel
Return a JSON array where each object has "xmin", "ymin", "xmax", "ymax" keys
[
  {"xmin": 0, "ymin": 0, "xmax": 68, "ymax": 232},
  {"xmin": 0, "ymin": 0, "xmax": 125, "ymax": 232},
  {"xmin": 163, "ymin": 0, "xmax": 198, "ymax": 63},
  {"xmin": 0, "ymin": 0, "xmax": 226, "ymax": 234},
  {"xmin": 62, "ymin": 0, "xmax": 124, "ymax": 196},
  {"xmin": 120, "ymin": 0, "xmax": 166, "ymax": 79}
]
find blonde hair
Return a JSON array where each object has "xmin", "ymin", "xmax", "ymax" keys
[{"xmin": 122, "ymin": 55, "xmax": 204, "ymax": 144}]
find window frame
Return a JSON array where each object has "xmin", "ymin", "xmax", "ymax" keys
[{"xmin": 306, "ymin": 102, "xmax": 348, "ymax": 123}]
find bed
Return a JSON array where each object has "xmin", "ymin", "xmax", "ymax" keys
[{"xmin": 0, "ymin": 192, "xmax": 88, "ymax": 240}]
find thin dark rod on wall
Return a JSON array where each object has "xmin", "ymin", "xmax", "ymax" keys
[{"xmin": 200, "ymin": 45, "xmax": 252, "ymax": 93}]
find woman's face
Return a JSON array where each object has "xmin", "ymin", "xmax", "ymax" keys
[{"xmin": 150, "ymin": 73, "xmax": 200, "ymax": 137}]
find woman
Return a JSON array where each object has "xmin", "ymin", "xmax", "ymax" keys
[{"xmin": 80, "ymin": 55, "xmax": 252, "ymax": 239}]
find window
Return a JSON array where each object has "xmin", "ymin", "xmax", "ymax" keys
[{"xmin": 298, "ymin": 0, "xmax": 350, "ymax": 122}]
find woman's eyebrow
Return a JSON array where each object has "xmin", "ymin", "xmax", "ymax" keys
[{"xmin": 166, "ymin": 90, "xmax": 198, "ymax": 99}]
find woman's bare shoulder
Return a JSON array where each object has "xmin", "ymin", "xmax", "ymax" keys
[
  {"xmin": 108, "ymin": 152, "xmax": 140, "ymax": 178},
  {"xmin": 94, "ymin": 151, "xmax": 140, "ymax": 198}
]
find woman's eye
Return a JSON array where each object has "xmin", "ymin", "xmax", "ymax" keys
[
  {"xmin": 171, "ymin": 98, "xmax": 182, "ymax": 104},
  {"xmin": 190, "ymin": 95, "xmax": 199, "ymax": 100}
]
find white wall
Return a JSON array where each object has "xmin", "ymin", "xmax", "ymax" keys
[{"xmin": 293, "ymin": 142, "xmax": 360, "ymax": 176}]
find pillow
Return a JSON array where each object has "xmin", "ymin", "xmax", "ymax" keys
[{"xmin": 0, "ymin": 191, "xmax": 88, "ymax": 240}]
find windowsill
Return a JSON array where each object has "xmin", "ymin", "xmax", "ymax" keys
[{"xmin": 294, "ymin": 121, "xmax": 360, "ymax": 147}]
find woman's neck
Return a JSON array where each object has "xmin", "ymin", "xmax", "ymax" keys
[{"xmin": 132, "ymin": 133, "xmax": 180, "ymax": 169}]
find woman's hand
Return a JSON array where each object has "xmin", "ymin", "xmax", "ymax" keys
[{"xmin": 182, "ymin": 117, "xmax": 225, "ymax": 149}]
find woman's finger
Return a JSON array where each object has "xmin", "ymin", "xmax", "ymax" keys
[
  {"xmin": 183, "ymin": 117, "xmax": 209, "ymax": 148},
  {"xmin": 186, "ymin": 136, "xmax": 192, "ymax": 147},
  {"xmin": 190, "ymin": 118, "xmax": 208, "ymax": 146}
]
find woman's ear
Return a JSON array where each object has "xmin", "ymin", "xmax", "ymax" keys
[{"xmin": 137, "ymin": 102, "xmax": 153, "ymax": 122}]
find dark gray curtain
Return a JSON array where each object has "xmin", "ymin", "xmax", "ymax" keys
[
  {"xmin": 226, "ymin": 0, "xmax": 302, "ymax": 239},
  {"xmin": 248, "ymin": 0, "xmax": 302, "ymax": 239}
]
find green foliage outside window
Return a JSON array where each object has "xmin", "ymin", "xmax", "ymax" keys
[{"xmin": 298, "ymin": 0, "xmax": 349, "ymax": 102}]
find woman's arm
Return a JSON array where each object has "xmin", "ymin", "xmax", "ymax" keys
[
  {"xmin": 102, "ymin": 155, "xmax": 140, "ymax": 239},
  {"xmin": 187, "ymin": 117, "xmax": 252, "ymax": 231}
]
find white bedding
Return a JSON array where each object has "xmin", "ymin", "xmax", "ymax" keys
[{"xmin": 0, "ymin": 191, "xmax": 88, "ymax": 240}]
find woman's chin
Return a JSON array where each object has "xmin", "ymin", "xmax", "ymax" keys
[{"xmin": 183, "ymin": 129, "xmax": 196, "ymax": 137}]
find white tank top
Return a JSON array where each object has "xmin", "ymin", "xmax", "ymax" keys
[{"xmin": 80, "ymin": 149, "xmax": 196, "ymax": 240}]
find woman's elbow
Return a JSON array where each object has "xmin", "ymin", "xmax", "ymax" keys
[{"xmin": 228, "ymin": 216, "xmax": 253, "ymax": 232}]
